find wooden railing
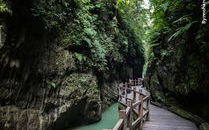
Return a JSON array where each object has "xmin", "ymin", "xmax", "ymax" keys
[
  {"xmin": 113, "ymin": 78, "xmax": 151, "ymax": 130},
  {"xmin": 129, "ymin": 78, "xmax": 143, "ymax": 86}
]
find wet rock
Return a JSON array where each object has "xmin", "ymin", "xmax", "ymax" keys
[{"xmin": 0, "ymin": 73, "xmax": 101, "ymax": 130}]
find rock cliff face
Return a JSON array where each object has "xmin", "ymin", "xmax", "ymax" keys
[
  {"xmin": 0, "ymin": 73, "xmax": 101, "ymax": 130},
  {"xmin": 144, "ymin": 0, "xmax": 209, "ymax": 121},
  {"xmin": 0, "ymin": 0, "xmax": 144, "ymax": 130},
  {"xmin": 0, "ymin": 23, "xmax": 103, "ymax": 129}
]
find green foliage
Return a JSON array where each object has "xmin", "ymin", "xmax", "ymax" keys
[
  {"xmin": 145, "ymin": 0, "xmax": 209, "ymax": 100},
  {"xmin": 32, "ymin": 0, "xmax": 141, "ymax": 74},
  {"xmin": 145, "ymin": 0, "xmax": 204, "ymax": 65},
  {"xmin": 48, "ymin": 82, "xmax": 58, "ymax": 88},
  {"xmin": 74, "ymin": 53, "xmax": 86, "ymax": 62},
  {"xmin": 61, "ymin": 0, "xmax": 108, "ymax": 71},
  {"xmin": 116, "ymin": 0, "xmax": 145, "ymax": 46},
  {"xmin": 32, "ymin": 0, "xmax": 73, "ymax": 29},
  {"xmin": 116, "ymin": 0, "xmax": 146, "ymax": 76},
  {"xmin": 116, "ymin": 0, "xmax": 155, "ymax": 75},
  {"xmin": 159, "ymin": 2, "xmax": 169, "ymax": 12},
  {"xmin": 173, "ymin": 15, "xmax": 191, "ymax": 24},
  {"xmin": 0, "ymin": 1, "xmax": 11, "ymax": 13},
  {"xmin": 168, "ymin": 21, "xmax": 197, "ymax": 42}
]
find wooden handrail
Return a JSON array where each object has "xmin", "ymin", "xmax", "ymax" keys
[
  {"xmin": 113, "ymin": 78, "xmax": 150, "ymax": 130},
  {"xmin": 132, "ymin": 100, "xmax": 142, "ymax": 108},
  {"xmin": 119, "ymin": 86, "xmax": 147, "ymax": 96}
]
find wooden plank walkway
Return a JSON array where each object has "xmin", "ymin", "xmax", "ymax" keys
[
  {"xmin": 143, "ymin": 104, "xmax": 198, "ymax": 130},
  {"xmin": 114, "ymin": 78, "xmax": 198, "ymax": 130}
]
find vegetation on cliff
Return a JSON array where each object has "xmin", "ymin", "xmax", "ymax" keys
[
  {"xmin": 144, "ymin": 0, "xmax": 209, "ymax": 121},
  {"xmin": 0, "ymin": 0, "xmax": 144, "ymax": 129}
]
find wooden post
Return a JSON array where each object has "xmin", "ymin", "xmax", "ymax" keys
[
  {"xmin": 138, "ymin": 95, "xmax": 144, "ymax": 130},
  {"xmin": 130, "ymin": 79, "xmax": 133, "ymax": 86},
  {"xmin": 138, "ymin": 89, "xmax": 142, "ymax": 101},
  {"xmin": 133, "ymin": 79, "xmax": 135, "ymax": 86},
  {"xmin": 125, "ymin": 82, "xmax": 128, "ymax": 104},
  {"xmin": 132, "ymin": 79, "xmax": 135, "ymax": 86},
  {"xmin": 138, "ymin": 78, "xmax": 140, "ymax": 85},
  {"xmin": 122, "ymin": 83, "xmax": 125, "ymax": 95},
  {"xmin": 146, "ymin": 92, "xmax": 150, "ymax": 121},
  {"xmin": 132, "ymin": 79, "xmax": 134, "ymax": 86},
  {"xmin": 129, "ymin": 79, "xmax": 132, "ymax": 85},
  {"xmin": 133, "ymin": 87, "xmax": 136, "ymax": 101},
  {"xmin": 137, "ymin": 78, "xmax": 138, "ymax": 86},
  {"xmin": 141, "ymin": 78, "xmax": 143, "ymax": 85},
  {"xmin": 119, "ymin": 110, "xmax": 127, "ymax": 130},
  {"xmin": 127, "ymin": 83, "xmax": 130, "ymax": 89},
  {"xmin": 127, "ymin": 101, "xmax": 133, "ymax": 128},
  {"xmin": 118, "ymin": 86, "xmax": 120, "ymax": 100},
  {"xmin": 142, "ymin": 78, "xmax": 144, "ymax": 87},
  {"xmin": 119, "ymin": 85, "xmax": 122, "ymax": 101}
]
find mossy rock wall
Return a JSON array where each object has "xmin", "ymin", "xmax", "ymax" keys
[
  {"xmin": 0, "ymin": 0, "xmax": 144, "ymax": 130},
  {"xmin": 144, "ymin": 0, "xmax": 209, "ymax": 122}
]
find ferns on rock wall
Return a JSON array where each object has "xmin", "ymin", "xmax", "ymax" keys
[
  {"xmin": 32, "ymin": 0, "xmax": 144, "ymax": 78},
  {"xmin": 145, "ymin": 0, "xmax": 209, "ymax": 102}
]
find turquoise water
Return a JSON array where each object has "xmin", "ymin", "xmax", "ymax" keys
[{"xmin": 69, "ymin": 103, "xmax": 119, "ymax": 130}]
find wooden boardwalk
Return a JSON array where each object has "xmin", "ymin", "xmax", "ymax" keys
[
  {"xmin": 112, "ymin": 78, "xmax": 198, "ymax": 130},
  {"xmin": 143, "ymin": 105, "xmax": 198, "ymax": 130}
]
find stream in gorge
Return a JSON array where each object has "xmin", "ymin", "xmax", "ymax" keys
[{"xmin": 68, "ymin": 103, "xmax": 119, "ymax": 130}]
